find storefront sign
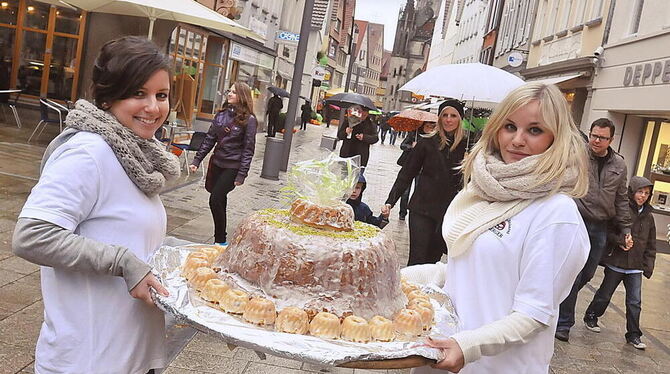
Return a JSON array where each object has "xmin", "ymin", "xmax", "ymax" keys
[
  {"xmin": 230, "ymin": 42, "xmax": 274, "ymax": 70},
  {"xmin": 276, "ymin": 30, "xmax": 300, "ymax": 44},
  {"xmin": 313, "ymin": 66, "xmax": 327, "ymax": 80},
  {"xmin": 623, "ymin": 58, "xmax": 670, "ymax": 86}
]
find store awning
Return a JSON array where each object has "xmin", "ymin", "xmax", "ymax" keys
[
  {"xmin": 41, "ymin": 0, "xmax": 263, "ymax": 42},
  {"xmin": 526, "ymin": 73, "xmax": 584, "ymax": 86},
  {"xmin": 324, "ymin": 87, "xmax": 345, "ymax": 98}
]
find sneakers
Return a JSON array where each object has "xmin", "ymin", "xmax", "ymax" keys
[
  {"xmin": 584, "ymin": 318, "xmax": 601, "ymax": 333},
  {"xmin": 555, "ymin": 330, "xmax": 570, "ymax": 342},
  {"xmin": 627, "ymin": 337, "xmax": 647, "ymax": 350},
  {"xmin": 215, "ymin": 242, "xmax": 228, "ymax": 246}
]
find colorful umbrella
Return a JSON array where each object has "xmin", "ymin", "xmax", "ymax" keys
[{"xmin": 387, "ymin": 109, "xmax": 438, "ymax": 132}]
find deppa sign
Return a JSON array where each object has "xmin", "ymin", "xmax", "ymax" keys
[
  {"xmin": 276, "ymin": 30, "xmax": 300, "ymax": 44},
  {"xmin": 623, "ymin": 59, "xmax": 670, "ymax": 86}
]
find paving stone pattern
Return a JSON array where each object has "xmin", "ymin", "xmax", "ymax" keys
[{"xmin": 0, "ymin": 116, "xmax": 668, "ymax": 373}]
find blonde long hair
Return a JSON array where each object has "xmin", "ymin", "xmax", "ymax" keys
[
  {"xmin": 428, "ymin": 106, "xmax": 464, "ymax": 151},
  {"xmin": 461, "ymin": 82, "xmax": 589, "ymax": 198}
]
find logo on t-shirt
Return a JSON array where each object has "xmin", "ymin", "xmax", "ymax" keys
[{"xmin": 489, "ymin": 219, "xmax": 512, "ymax": 238}]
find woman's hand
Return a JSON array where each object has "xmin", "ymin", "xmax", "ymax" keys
[
  {"xmin": 130, "ymin": 273, "xmax": 169, "ymax": 306},
  {"xmin": 355, "ymin": 133, "xmax": 364, "ymax": 141},
  {"xmin": 189, "ymin": 165, "xmax": 198, "ymax": 173},
  {"xmin": 423, "ymin": 337, "xmax": 465, "ymax": 372},
  {"xmin": 381, "ymin": 203, "xmax": 392, "ymax": 217},
  {"xmin": 234, "ymin": 180, "xmax": 243, "ymax": 186},
  {"xmin": 345, "ymin": 127, "xmax": 353, "ymax": 135}
]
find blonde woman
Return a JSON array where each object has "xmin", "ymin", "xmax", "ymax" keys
[
  {"xmin": 382, "ymin": 99, "xmax": 467, "ymax": 265},
  {"xmin": 404, "ymin": 83, "xmax": 590, "ymax": 373}
]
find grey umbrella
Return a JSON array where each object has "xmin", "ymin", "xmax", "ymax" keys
[
  {"xmin": 268, "ymin": 86, "xmax": 290, "ymax": 97},
  {"xmin": 324, "ymin": 92, "xmax": 377, "ymax": 111}
]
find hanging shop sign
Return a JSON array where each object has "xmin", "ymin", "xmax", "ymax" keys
[
  {"xmin": 623, "ymin": 58, "xmax": 670, "ymax": 87},
  {"xmin": 230, "ymin": 42, "xmax": 274, "ymax": 70}
]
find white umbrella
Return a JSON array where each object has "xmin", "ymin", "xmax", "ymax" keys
[
  {"xmin": 399, "ymin": 63, "xmax": 525, "ymax": 103},
  {"xmin": 47, "ymin": 0, "xmax": 261, "ymax": 41}
]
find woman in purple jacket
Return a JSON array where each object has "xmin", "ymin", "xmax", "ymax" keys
[{"xmin": 190, "ymin": 82, "xmax": 257, "ymax": 245}]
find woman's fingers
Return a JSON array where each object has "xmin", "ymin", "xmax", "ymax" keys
[
  {"xmin": 130, "ymin": 273, "xmax": 168, "ymax": 306},
  {"xmin": 146, "ymin": 274, "xmax": 169, "ymax": 297}
]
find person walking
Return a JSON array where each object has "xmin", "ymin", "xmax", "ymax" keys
[
  {"xmin": 266, "ymin": 93, "xmax": 282, "ymax": 137},
  {"xmin": 403, "ymin": 82, "xmax": 590, "ymax": 373},
  {"xmin": 300, "ymin": 100, "xmax": 311, "ymax": 131},
  {"xmin": 555, "ymin": 118, "xmax": 632, "ymax": 342},
  {"xmin": 12, "ymin": 36, "xmax": 180, "ymax": 374},
  {"xmin": 397, "ymin": 121, "xmax": 437, "ymax": 220},
  {"xmin": 583, "ymin": 176, "xmax": 657, "ymax": 350},
  {"xmin": 190, "ymin": 82, "xmax": 257, "ymax": 245},
  {"xmin": 337, "ymin": 104, "xmax": 379, "ymax": 168},
  {"xmin": 379, "ymin": 116, "xmax": 391, "ymax": 144},
  {"xmin": 382, "ymin": 100, "xmax": 467, "ymax": 265}
]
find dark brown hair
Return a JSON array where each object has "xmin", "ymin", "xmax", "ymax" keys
[
  {"xmin": 91, "ymin": 35, "xmax": 171, "ymax": 109},
  {"xmin": 590, "ymin": 117, "xmax": 615, "ymax": 138},
  {"xmin": 223, "ymin": 81, "xmax": 255, "ymax": 127}
]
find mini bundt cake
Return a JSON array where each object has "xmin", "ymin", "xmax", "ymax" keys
[
  {"xmin": 341, "ymin": 315, "xmax": 372, "ymax": 343},
  {"xmin": 407, "ymin": 290, "xmax": 430, "ymax": 303},
  {"xmin": 289, "ymin": 198, "xmax": 355, "ymax": 231},
  {"xmin": 275, "ymin": 307, "xmax": 310, "ymax": 334},
  {"xmin": 369, "ymin": 315, "xmax": 395, "ymax": 342},
  {"xmin": 409, "ymin": 302, "xmax": 434, "ymax": 330},
  {"xmin": 219, "ymin": 289, "xmax": 249, "ymax": 314},
  {"xmin": 197, "ymin": 247, "xmax": 220, "ymax": 263},
  {"xmin": 188, "ymin": 267, "xmax": 218, "ymax": 291},
  {"xmin": 243, "ymin": 297, "xmax": 277, "ymax": 326},
  {"xmin": 393, "ymin": 309, "xmax": 423, "ymax": 337},
  {"xmin": 182, "ymin": 256, "xmax": 210, "ymax": 280},
  {"xmin": 309, "ymin": 312, "xmax": 341, "ymax": 339},
  {"xmin": 200, "ymin": 279, "xmax": 230, "ymax": 303}
]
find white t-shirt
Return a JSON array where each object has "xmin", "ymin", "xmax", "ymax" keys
[
  {"xmin": 20, "ymin": 132, "xmax": 167, "ymax": 374},
  {"xmin": 414, "ymin": 194, "xmax": 589, "ymax": 374}
]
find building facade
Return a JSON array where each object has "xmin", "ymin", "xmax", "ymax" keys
[
  {"xmin": 587, "ymin": 0, "xmax": 670, "ymax": 239},
  {"xmin": 522, "ymin": 0, "xmax": 612, "ymax": 128},
  {"xmin": 484, "ymin": 0, "xmax": 537, "ymax": 74},
  {"xmin": 385, "ymin": 0, "xmax": 440, "ymax": 111}
]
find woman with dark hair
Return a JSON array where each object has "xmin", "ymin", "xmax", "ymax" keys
[
  {"xmin": 12, "ymin": 36, "xmax": 180, "ymax": 373},
  {"xmin": 382, "ymin": 100, "xmax": 467, "ymax": 265},
  {"xmin": 190, "ymin": 82, "xmax": 257, "ymax": 245}
]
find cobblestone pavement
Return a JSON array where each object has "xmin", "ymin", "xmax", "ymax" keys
[{"xmin": 0, "ymin": 116, "xmax": 669, "ymax": 374}]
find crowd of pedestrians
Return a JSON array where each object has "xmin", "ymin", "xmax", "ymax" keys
[{"xmin": 10, "ymin": 35, "xmax": 661, "ymax": 374}]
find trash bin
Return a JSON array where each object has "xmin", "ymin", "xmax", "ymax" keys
[
  {"xmin": 320, "ymin": 135, "xmax": 337, "ymax": 151},
  {"xmin": 260, "ymin": 137, "xmax": 284, "ymax": 180}
]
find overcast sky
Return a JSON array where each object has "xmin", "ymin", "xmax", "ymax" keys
[{"xmin": 355, "ymin": 0, "xmax": 407, "ymax": 51}]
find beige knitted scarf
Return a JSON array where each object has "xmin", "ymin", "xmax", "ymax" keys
[
  {"xmin": 53, "ymin": 99, "xmax": 181, "ymax": 197},
  {"xmin": 442, "ymin": 151, "xmax": 579, "ymax": 258}
]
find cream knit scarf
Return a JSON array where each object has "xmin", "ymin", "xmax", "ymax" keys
[
  {"xmin": 56, "ymin": 99, "xmax": 181, "ymax": 196},
  {"xmin": 443, "ymin": 151, "xmax": 579, "ymax": 258}
]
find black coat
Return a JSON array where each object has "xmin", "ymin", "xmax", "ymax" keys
[
  {"xmin": 337, "ymin": 117, "xmax": 378, "ymax": 167},
  {"xmin": 385, "ymin": 135, "xmax": 466, "ymax": 220}
]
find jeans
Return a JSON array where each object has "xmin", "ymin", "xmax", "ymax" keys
[
  {"xmin": 389, "ymin": 130, "xmax": 398, "ymax": 145},
  {"xmin": 208, "ymin": 165, "xmax": 238, "ymax": 243},
  {"xmin": 557, "ymin": 219, "xmax": 608, "ymax": 331},
  {"xmin": 380, "ymin": 128, "xmax": 389, "ymax": 143},
  {"xmin": 585, "ymin": 267, "xmax": 643, "ymax": 340}
]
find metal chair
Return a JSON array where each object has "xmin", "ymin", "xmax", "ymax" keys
[
  {"xmin": 28, "ymin": 98, "xmax": 68, "ymax": 142},
  {"xmin": 171, "ymin": 131, "xmax": 207, "ymax": 175},
  {"xmin": 0, "ymin": 89, "xmax": 22, "ymax": 128}
]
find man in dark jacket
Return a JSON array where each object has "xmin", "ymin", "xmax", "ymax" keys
[
  {"xmin": 583, "ymin": 176, "xmax": 656, "ymax": 349},
  {"xmin": 556, "ymin": 118, "xmax": 633, "ymax": 342},
  {"xmin": 337, "ymin": 105, "xmax": 379, "ymax": 168},
  {"xmin": 346, "ymin": 174, "xmax": 388, "ymax": 228},
  {"xmin": 266, "ymin": 93, "xmax": 283, "ymax": 137}
]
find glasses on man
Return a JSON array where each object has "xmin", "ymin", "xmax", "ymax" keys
[{"xmin": 589, "ymin": 133, "xmax": 611, "ymax": 142}]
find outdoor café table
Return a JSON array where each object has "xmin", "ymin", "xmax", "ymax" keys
[{"xmin": 0, "ymin": 89, "xmax": 22, "ymax": 128}]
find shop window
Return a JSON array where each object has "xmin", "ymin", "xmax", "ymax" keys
[
  {"xmin": 54, "ymin": 7, "xmax": 81, "ymax": 35},
  {"xmin": 628, "ymin": 0, "xmax": 644, "ymax": 35},
  {"xmin": 639, "ymin": 120, "xmax": 670, "ymax": 211},
  {"xmin": 200, "ymin": 37, "xmax": 228, "ymax": 116},
  {"xmin": 169, "ymin": 25, "xmax": 207, "ymax": 127},
  {"xmin": 23, "ymin": 0, "xmax": 48, "ymax": 30},
  {"xmin": 17, "ymin": 30, "xmax": 46, "ymax": 96},
  {"xmin": 47, "ymin": 36, "xmax": 77, "ymax": 100},
  {"xmin": 0, "ymin": 0, "xmax": 19, "ymax": 25}
]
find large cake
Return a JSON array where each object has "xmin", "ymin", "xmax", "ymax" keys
[
  {"xmin": 213, "ymin": 204, "xmax": 406, "ymax": 319},
  {"xmin": 211, "ymin": 156, "xmax": 407, "ymax": 320}
]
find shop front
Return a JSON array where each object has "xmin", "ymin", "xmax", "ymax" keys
[
  {"xmin": 1, "ymin": 0, "xmax": 86, "ymax": 102},
  {"xmin": 587, "ymin": 31, "xmax": 670, "ymax": 239}
]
